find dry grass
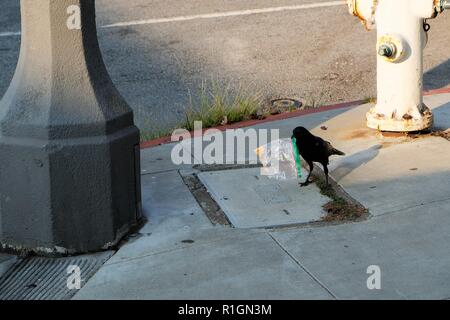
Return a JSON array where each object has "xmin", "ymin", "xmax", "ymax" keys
[
  {"xmin": 316, "ymin": 178, "xmax": 368, "ymax": 222},
  {"xmin": 182, "ymin": 80, "xmax": 266, "ymax": 132}
]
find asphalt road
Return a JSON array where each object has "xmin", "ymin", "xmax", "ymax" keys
[{"xmin": 2, "ymin": 0, "xmax": 450, "ymax": 134}]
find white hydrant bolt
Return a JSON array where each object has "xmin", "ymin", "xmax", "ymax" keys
[{"xmin": 348, "ymin": 0, "xmax": 445, "ymax": 132}]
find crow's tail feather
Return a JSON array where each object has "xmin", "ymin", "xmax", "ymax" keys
[{"xmin": 331, "ymin": 148, "xmax": 345, "ymax": 156}]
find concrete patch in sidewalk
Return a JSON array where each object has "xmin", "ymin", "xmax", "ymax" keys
[{"xmin": 198, "ymin": 168, "xmax": 330, "ymax": 228}]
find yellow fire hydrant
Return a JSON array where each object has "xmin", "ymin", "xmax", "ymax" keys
[{"xmin": 348, "ymin": 0, "xmax": 449, "ymax": 132}]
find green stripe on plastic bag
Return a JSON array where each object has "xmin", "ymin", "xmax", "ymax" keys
[{"xmin": 291, "ymin": 137, "xmax": 302, "ymax": 178}]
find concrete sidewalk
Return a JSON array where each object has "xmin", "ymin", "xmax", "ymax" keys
[{"xmin": 70, "ymin": 92, "xmax": 450, "ymax": 300}]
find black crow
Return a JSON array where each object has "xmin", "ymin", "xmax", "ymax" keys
[{"xmin": 292, "ymin": 126, "xmax": 345, "ymax": 187}]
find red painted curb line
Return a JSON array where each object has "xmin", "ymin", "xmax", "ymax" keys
[
  {"xmin": 140, "ymin": 87, "xmax": 450, "ymax": 149},
  {"xmin": 424, "ymin": 87, "xmax": 450, "ymax": 96},
  {"xmin": 139, "ymin": 99, "xmax": 365, "ymax": 149}
]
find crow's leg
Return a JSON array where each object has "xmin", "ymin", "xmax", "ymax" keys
[
  {"xmin": 322, "ymin": 163, "xmax": 329, "ymax": 186},
  {"xmin": 300, "ymin": 161, "xmax": 314, "ymax": 187}
]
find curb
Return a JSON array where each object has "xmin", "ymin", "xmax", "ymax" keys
[
  {"xmin": 424, "ymin": 87, "xmax": 450, "ymax": 96},
  {"xmin": 140, "ymin": 87, "xmax": 450, "ymax": 149}
]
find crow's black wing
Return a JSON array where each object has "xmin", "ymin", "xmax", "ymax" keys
[{"xmin": 309, "ymin": 136, "xmax": 332, "ymax": 163}]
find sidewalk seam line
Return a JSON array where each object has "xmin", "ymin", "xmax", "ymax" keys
[
  {"xmin": 268, "ymin": 232, "xmax": 338, "ymax": 300},
  {"xmin": 141, "ymin": 168, "xmax": 180, "ymax": 176},
  {"xmin": 104, "ymin": 230, "xmax": 266, "ymax": 267},
  {"xmin": 373, "ymin": 196, "xmax": 450, "ymax": 218}
]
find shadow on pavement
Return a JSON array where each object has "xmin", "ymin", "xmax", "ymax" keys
[
  {"xmin": 425, "ymin": 58, "xmax": 450, "ymax": 91},
  {"xmin": 331, "ymin": 144, "xmax": 382, "ymax": 181}
]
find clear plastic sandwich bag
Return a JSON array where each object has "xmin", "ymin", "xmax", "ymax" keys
[{"xmin": 255, "ymin": 138, "xmax": 302, "ymax": 180}]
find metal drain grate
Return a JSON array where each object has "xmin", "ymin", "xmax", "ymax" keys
[{"xmin": 0, "ymin": 252, "xmax": 113, "ymax": 300}]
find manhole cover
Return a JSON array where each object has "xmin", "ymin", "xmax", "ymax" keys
[{"xmin": 271, "ymin": 98, "xmax": 302, "ymax": 111}]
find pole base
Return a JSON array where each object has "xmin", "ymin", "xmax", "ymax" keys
[
  {"xmin": 366, "ymin": 105, "xmax": 433, "ymax": 132},
  {"xmin": 0, "ymin": 127, "xmax": 141, "ymax": 256}
]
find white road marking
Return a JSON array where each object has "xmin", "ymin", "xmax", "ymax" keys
[
  {"xmin": 101, "ymin": 1, "xmax": 346, "ymax": 28},
  {"xmin": 0, "ymin": 31, "xmax": 21, "ymax": 37},
  {"xmin": 0, "ymin": 1, "xmax": 346, "ymax": 37}
]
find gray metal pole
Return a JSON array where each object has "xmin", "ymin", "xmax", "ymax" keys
[{"xmin": 0, "ymin": 0, "xmax": 142, "ymax": 255}]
